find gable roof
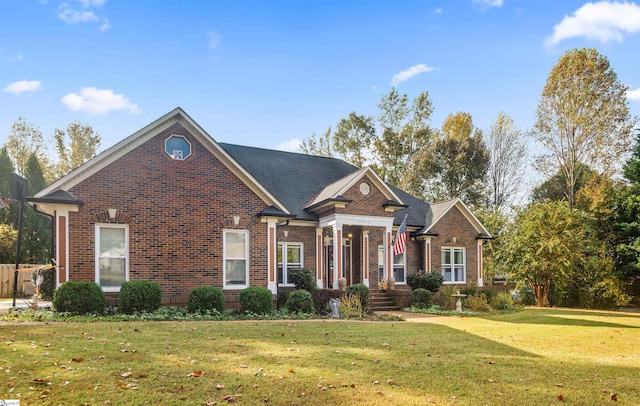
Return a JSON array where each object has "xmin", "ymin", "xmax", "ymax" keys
[
  {"xmin": 34, "ymin": 107, "xmax": 290, "ymax": 214},
  {"xmin": 305, "ymin": 166, "xmax": 404, "ymax": 210},
  {"xmin": 417, "ymin": 198, "xmax": 492, "ymax": 237},
  {"xmin": 219, "ymin": 143, "xmax": 358, "ymax": 221}
]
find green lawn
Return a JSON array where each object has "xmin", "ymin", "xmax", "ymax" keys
[{"xmin": 1, "ymin": 308, "xmax": 639, "ymax": 405}]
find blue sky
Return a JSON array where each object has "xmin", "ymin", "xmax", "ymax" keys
[{"xmin": 1, "ymin": 0, "xmax": 639, "ymax": 156}]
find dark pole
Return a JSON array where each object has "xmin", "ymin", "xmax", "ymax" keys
[{"xmin": 12, "ymin": 199, "xmax": 24, "ymax": 307}]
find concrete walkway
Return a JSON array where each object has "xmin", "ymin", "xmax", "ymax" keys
[{"xmin": 0, "ymin": 299, "xmax": 52, "ymax": 312}]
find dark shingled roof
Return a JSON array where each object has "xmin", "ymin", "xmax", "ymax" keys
[
  {"xmin": 26, "ymin": 190, "xmax": 84, "ymax": 206},
  {"xmin": 219, "ymin": 143, "xmax": 430, "ymax": 227}
]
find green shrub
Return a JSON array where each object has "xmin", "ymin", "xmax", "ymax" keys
[
  {"xmin": 53, "ymin": 281, "xmax": 105, "ymax": 314},
  {"xmin": 411, "ymin": 288, "xmax": 433, "ymax": 309},
  {"xmin": 187, "ymin": 286, "xmax": 225, "ymax": 314},
  {"xmin": 462, "ymin": 286, "xmax": 496, "ymax": 301},
  {"xmin": 239, "ymin": 286, "xmax": 273, "ymax": 314},
  {"xmin": 465, "ymin": 294, "xmax": 491, "ymax": 312},
  {"xmin": 407, "ymin": 271, "xmax": 446, "ymax": 292},
  {"xmin": 118, "ymin": 280, "xmax": 162, "ymax": 314},
  {"xmin": 312, "ymin": 289, "xmax": 334, "ymax": 315},
  {"xmin": 286, "ymin": 290, "xmax": 315, "ymax": 313},
  {"xmin": 345, "ymin": 283, "xmax": 369, "ymax": 308},
  {"xmin": 288, "ymin": 268, "xmax": 316, "ymax": 292},
  {"xmin": 339, "ymin": 293, "xmax": 363, "ymax": 318},
  {"xmin": 32, "ymin": 267, "xmax": 55, "ymax": 300},
  {"xmin": 277, "ymin": 289, "xmax": 291, "ymax": 308},
  {"xmin": 513, "ymin": 286, "xmax": 536, "ymax": 306},
  {"xmin": 490, "ymin": 292, "xmax": 515, "ymax": 310}
]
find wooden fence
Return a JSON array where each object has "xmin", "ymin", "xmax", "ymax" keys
[{"xmin": 0, "ymin": 264, "xmax": 37, "ymax": 298}]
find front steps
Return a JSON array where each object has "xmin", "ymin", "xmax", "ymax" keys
[{"xmin": 368, "ymin": 289, "xmax": 399, "ymax": 311}]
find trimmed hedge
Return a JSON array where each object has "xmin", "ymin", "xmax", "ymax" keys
[
  {"xmin": 407, "ymin": 270, "xmax": 444, "ymax": 292},
  {"xmin": 118, "ymin": 280, "xmax": 162, "ymax": 314},
  {"xmin": 286, "ymin": 290, "xmax": 315, "ymax": 313},
  {"xmin": 411, "ymin": 288, "xmax": 433, "ymax": 309},
  {"xmin": 187, "ymin": 286, "xmax": 225, "ymax": 314},
  {"xmin": 288, "ymin": 268, "xmax": 317, "ymax": 292},
  {"xmin": 239, "ymin": 286, "xmax": 273, "ymax": 314},
  {"xmin": 345, "ymin": 283, "xmax": 369, "ymax": 309},
  {"xmin": 53, "ymin": 281, "xmax": 105, "ymax": 314}
]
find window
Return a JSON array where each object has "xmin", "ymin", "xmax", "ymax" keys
[
  {"xmin": 96, "ymin": 224, "xmax": 128, "ymax": 291},
  {"xmin": 393, "ymin": 252, "xmax": 406, "ymax": 283},
  {"xmin": 377, "ymin": 245, "xmax": 384, "ymax": 282},
  {"xmin": 224, "ymin": 230, "xmax": 249, "ymax": 288},
  {"xmin": 442, "ymin": 247, "xmax": 465, "ymax": 283},
  {"xmin": 277, "ymin": 242, "xmax": 303, "ymax": 285},
  {"xmin": 164, "ymin": 135, "xmax": 191, "ymax": 160}
]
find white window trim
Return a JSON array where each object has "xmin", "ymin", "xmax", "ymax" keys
[
  {"xmin": 442, "ymin": 247, "xmax": 466, "ymax": 284},
  {"xmin": 223, "ymin": 229, "xmax": 250, "ymax": 289},
  {"xmin": 277, "ymin": 242, "xmax": 304, "ymax": 286},
  {"xmin": 95, "ymin": 223, "xmax": 129, "ymax": 292},
  {"xmin": 393, "ymin": 250, "xmax": 407, "ymax": 284},
  {"xmin": 164, "ymin": 134, "xmax": 192, "ymax": 161}
]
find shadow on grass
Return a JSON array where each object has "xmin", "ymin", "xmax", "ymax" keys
[{"xmin": 480, "ymin": 307, "xmax": 640, "ymax": 329}]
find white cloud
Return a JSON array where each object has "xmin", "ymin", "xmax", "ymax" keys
[
  {"xmin": 435, "ymin": 8, "xmax": 443, "ymax": 14},
  {"xmin": 472, "ymin": 0, "xmax": 504, "ymax": 7},
  {"xmin": 207, "ymin": 31, "xmax": 222, "ymax": 49},
  {"xmin": 61, "ymin": 87, "xmax": 141, "ymax": 114},
  {"xmin": 6, "ymin": 54, "xmax": 24, "ymax": 63},
  {"xmin": 275, "ymin": 138, "xmax": 302, "ymax": 153},
  {"xmin": 390, "ymin": 64, "xmax": 436, "ymax": 86},
  {"xmin": 627, "ymin": 87, "xmax": 640, "ymax": 101},
  {"xmin": 4, "ymin": 80, "xmax": 42, "ymax": 94},
  {"xmin": 77, "ymin": 0, "xmax": 106, "ymax": 6},
  {"xmin": 59, "ymin": 4, "xmax": 98, "ymax": 23},
  {"xmin": 100, "ymin": 18, "xmax": 110, "ymax": 31},
  {"xmin": 546, "ymin": 1, "xmax": 640, "ymax": 46}
]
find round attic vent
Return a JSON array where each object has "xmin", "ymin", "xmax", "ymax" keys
[{"xmin": 359, "ymin": 182, "xmax": 371, "ymax": 196}]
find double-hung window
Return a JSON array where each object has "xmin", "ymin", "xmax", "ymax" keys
[
  {"xmin": 393, "ymin": 252, "xmax": 406, "ymax": 283},
  {"xmin": 277, "ymin": 242, "xmax": 303, "ymax": 285},
  {"xmin": 224, "ymin": 230, "xmax": 249, "ymax": 288},
  {"xmin": 442, "ymin": 247, "xmax": 465, "ymax": 283},
  {"xmin": 96, "ymin": 224, "xmax": 128, "ymax": 292}
]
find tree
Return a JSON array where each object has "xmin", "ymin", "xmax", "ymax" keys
[
  {"xmin": 532, "ymin": 163, "xmax": 598, "ymax": 203},
  {"xmin": 614, "ymin": 130, "xmax": 640, "ymax": 298},
  {"xmin": 484, "ymin": 112, "xmax": 527, "ymax": 212},
  {"xmin": 531, "ymin": 48, "xmax": 637, "ymax": 207},
  {"xmin": 5, "ymin": 117, "xmax": 49, "ymax": 177},
  {"xmin": 21, "ymin": 154, "xmax": 51, "ymax": 263},
  {"xmin": 53, "ymin": 121, "xmax": 101, "ymax": 177},
  {"xmin": 300, "ymin": 127, "xmax": 332, "ymax": 157},
  {"xmin": 300, "ymin": 88, "xmax": 435, "ymax": 196},
  {"xmin": 420, "ymin": 112, "xmax": 489, "ymax": 207},
  {"xmin": 333, "ymin": 112, "xmax": 375, "ymax": 168},
  {"xmin": 497, "ymin": 201, "xmax": 585, "ymax": 307},
  {"xmin": 373, "ymin": 89, "xmax": 435, "ymax": 192}
]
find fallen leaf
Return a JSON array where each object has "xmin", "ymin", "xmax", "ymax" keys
[
  {"xmin": 373, "ymin": 359, "xmax": 380, "ymax": 364},
  {"xmin": 488, "ymin": 379, "xmax": 496, "ymax": 383},
  {"xmin": 216, "ymin": 384, "xmax": 225, "ymax": 390},
  {"xmin": 188, "ymin": 370, "xmax": 204, "ymax": 377},
  {"xmin": 373, "ymin": 380, "xmax": 380, "ymax": 385},
  {"xmin": 289, "ymin": 368, "xmax": 295, "ymax": 373},
  {"xmin": 121, "ymin": 372, "xmax": 132, "ymax": 378},
  {"xmin": 32, "ymin": 378, "xmax": 47, "ymax": 383},
  {"xmin": 555, "ymin": 383, "xmax": 564, "ymax": 387},
  {"xmin": 557, "ymin": 394, "xmax": 564, "ymax": 401},
  {"xmin": 97, "ymin": 355, "xmax": 105, "ymax": 359},
  {"xmin": 71, "ymin": 357, "xmax": 84, "ymax": 362},
  {"xmin": 611, "ymin": 393, "xmax": 618, "ymax": 401},
  {"xmin": 387, "ymin": 378, "xmax": 394, "ymax": 385}
]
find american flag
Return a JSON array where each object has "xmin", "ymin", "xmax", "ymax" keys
[{"xmin": 393, "ymin": 214, "xmax": 408, "ymax": 256}]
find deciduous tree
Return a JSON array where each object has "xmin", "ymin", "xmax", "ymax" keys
[
  {"xmin": 5, "ymin": 117, "xmax": 48, "ymax": 177},
  {"xmin": 484, "ymin": 112, "xmax": 527, "ymax": 212},
  {"xmin": 420, "ymin": 112, "xmax": 489, "ymax": 207},
  {"xmin": 53, "ymin": 121, "xmax": 101, "ymax": 177},
  {"xmin": 531, "ymin": 48, "xmax": 637, "ymax": 207},
  {"xmin": 300, "ymin": 127, "xmax": 332, "ymax": 157},
  {"xmin": 333, "ymin": 112, "xmax": 375, "ymax": 168}
]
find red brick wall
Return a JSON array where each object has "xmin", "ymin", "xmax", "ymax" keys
[
  {"xmin": 66, "ymin": 122, "xmax": 270, "ymax": 300},
  {"xmin": 336, "ymin": 175, "xmax": 396, "ymax": 218},
  {"xmin": 428, "ymin": 205, "xmax": 479, "ymax": 287}
]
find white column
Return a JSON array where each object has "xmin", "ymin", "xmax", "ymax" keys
[
  {"xmin": 363, "ymin": 230, "xmax": 370, "ymax": 287},
  {"xmin": 333, "ymin": 224, "xmax": 343, "ymax": 290},
  {"xmin": 384, "ymin": 225, "xmax": 392, "ymax": 281},
  {"xmin": 315, "ymin": 228, "xmax": 323, "ymax": 289},
  {"xmin": 267, "ymin": 219, "xmax": 277, "ymax": 294},
  {"xmin": 424, "ymin": 237, "xmax": 432, "ymax": 274},
  {"xmin": 477, "ymin": 241, "xmax": 484, "ymax": 287}
]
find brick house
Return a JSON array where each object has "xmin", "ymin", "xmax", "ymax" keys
[{"xmin": 28, "ymin": 108, "xmax": 492, "ymax": 306}]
